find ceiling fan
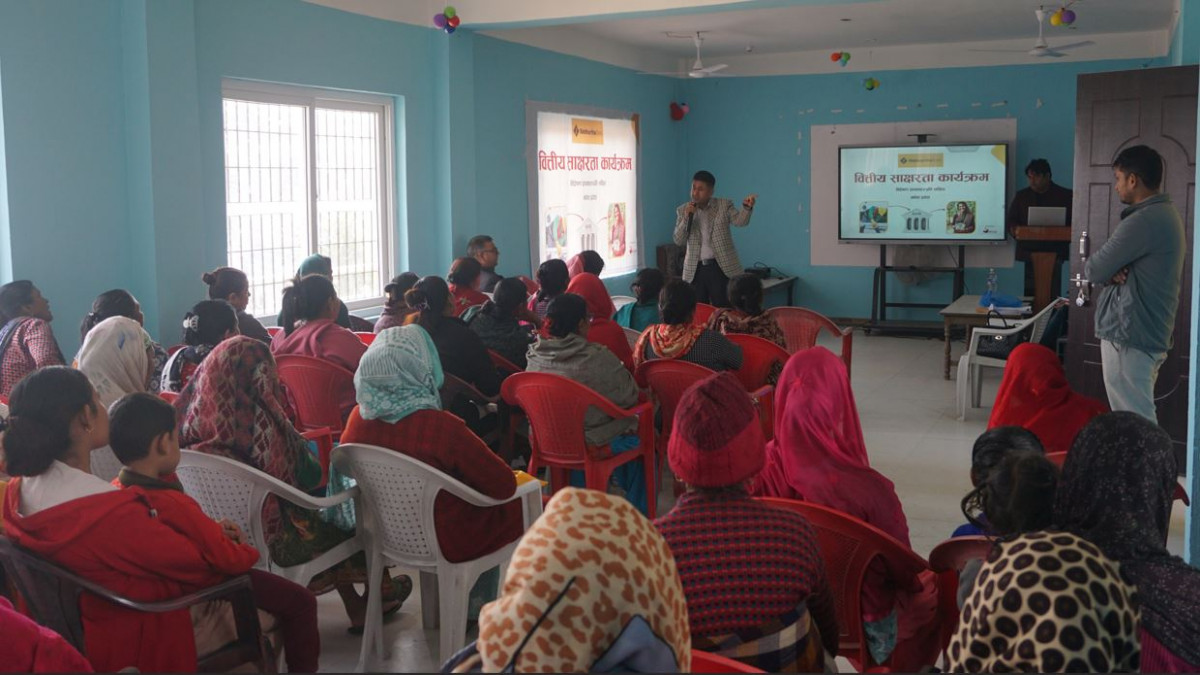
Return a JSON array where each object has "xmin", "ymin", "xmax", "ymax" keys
[
  {"xmin": 971, "ymin": 7, "xmax": 1094, "ymax": 58},
  {"xmin": 638, "ymin": 32, "xmax": 731, "ymax": 78}
]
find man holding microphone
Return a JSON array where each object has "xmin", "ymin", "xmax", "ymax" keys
[{"xmin": 673, "ymin": 170, "xmax": 758, "ymax": 307}]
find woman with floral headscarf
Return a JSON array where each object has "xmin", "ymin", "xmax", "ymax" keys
[
  {"xmin": 341, "ymin": 325, "xmax": 522, "ymax": 562},
  {"xmin": 1056, "ymin": 412, "xmax": 1200, "ymax": 672},
  {"xmin": 76, "ymin": 316, "xmax": 155, "ymax": 481},
  {"xmin": 177, "ymin": 335, "xmax": 410, "ymax": 632},
  {"xmin": 444, "ymin": 488, "xmax": 691, "ymax": 673}
]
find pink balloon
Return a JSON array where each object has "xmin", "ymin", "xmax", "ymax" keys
[
  {"xmin": 433, "ymin": 13, "xmax": 447, "ymax": 28},
  {"xmin": 680, "ymin": 103, "xmax": 690, "ymax": 114}
]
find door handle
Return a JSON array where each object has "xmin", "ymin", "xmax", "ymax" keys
[
  {"xmin": 1072, "ymin": 273, "xmax": 1090, "ymax": 307},
  {"xmin": 1078, "ymin": 230, "xmax": 1089, "ymax": 260}
]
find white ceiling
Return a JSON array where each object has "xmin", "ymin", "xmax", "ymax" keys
[{"xmin": 306, "ymin": 0, "xmax": 1181, "ymax": 75}]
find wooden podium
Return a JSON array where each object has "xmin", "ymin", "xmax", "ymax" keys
[{"xmin": 1013, "ymin": 226, "xmax": 1071, "ymax": 312}]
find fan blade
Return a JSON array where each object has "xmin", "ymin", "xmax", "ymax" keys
[
  {"xmin": 1051, "ymin": 40, "xmax": 1095, "ymax": 51},
  {"xmin": 701, "ymin": 63, "xmax": 728, "ymax": 74},
  {"xmin": 969, "ymin": 48, "xmax": 1034, "ymax": 53},
  {"xmin": 1039, "ymin": 50, "xmax": 1067, "ymax": 58}
]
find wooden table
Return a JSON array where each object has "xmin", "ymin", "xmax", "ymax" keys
[
  {"xmin": 762, "ymin": 276, "xmax": 798, "ymax": 305},
  {"xmin": 1014, "ymin": 226, "xmax": 1070, "ymax": 312},
  {"xmin": 939, "ymin": 294, "xmax": 995, "ymax": 380}
]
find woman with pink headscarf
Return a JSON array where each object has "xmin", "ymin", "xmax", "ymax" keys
[{"xmin": 751, "ymin": 347, "xmax": 939, "ymax": 671}]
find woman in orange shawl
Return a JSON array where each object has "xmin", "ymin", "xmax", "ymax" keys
[
  {"xmin": 566, "ymin": 272, "xmax": 634, "ymax": 371},
  {"xmin": 987, "ymin": 343, "xmax": 1108, "ymax": 455}
]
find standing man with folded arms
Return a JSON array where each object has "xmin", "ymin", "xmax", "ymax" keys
[
  {"xmin": 1084, "ymin": 145, "xmax": 1185, "ymax": 422},
  {"xmin": 674, "ymin": 170, "xmax": 757, "ymax": 307}
]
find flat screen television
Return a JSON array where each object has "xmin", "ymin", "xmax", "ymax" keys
[{"xmin": 838, "ymin": 143, "xmax": 1009, "ymax": 244}]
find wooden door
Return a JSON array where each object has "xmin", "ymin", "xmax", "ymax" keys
[{"xmin": 1068, "ymin": 65, "xmax": 1196, "ymax": 465}]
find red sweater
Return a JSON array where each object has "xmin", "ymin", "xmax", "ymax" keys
[
  {"xmin": 2, "ymin": 482, "xmax": 256, "ymax": 672},
  {"xmin": 340, "ymin": 407, "xmax": 523, "ymax": 562},
  {"xmin": 654, "ymin": 490, "xmax": 839, "ymax": 655},
  {"xmin": 0, "ymin": 596, "xmax": 92, "ymax": 672}
]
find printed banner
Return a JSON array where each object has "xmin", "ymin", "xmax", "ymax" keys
[{"xmin": 534, "ymin": 111, "xmax": 639, "ymax": 277}]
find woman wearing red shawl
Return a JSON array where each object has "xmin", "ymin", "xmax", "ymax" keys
[
  {"xmin": 751, "ymin": 347, "xmax": 940, "ymax": 671},
  {"xmin": 566, "ymin": 272, "xmax": 635, "ymax": 371},
  {"xmin": 176, "ymin": 336, "xmax": 409, "ymax": 631},
  {"xmin": 987, "ymin": 343, "xmax": 1108, "ymax": 455}
]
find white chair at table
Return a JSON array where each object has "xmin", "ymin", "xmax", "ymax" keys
[
  {"xmin": 956, "ymin": 298, "xmax": 1066, "ymax": 420},
  {"xmin": 332, "ymin": 442, "xmax": 544, "ymax": 670},
  {"xmin": 611, "ymin": 294, "xmax": 637, "ymax": 312},
  {"xmin": 176, "ymin": 449, "xmax": 363, "ymax": 584}
]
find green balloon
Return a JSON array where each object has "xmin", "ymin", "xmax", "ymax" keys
[{"xmin": 443, "ymin": 5, "xmax": 456, "ymax": 18}]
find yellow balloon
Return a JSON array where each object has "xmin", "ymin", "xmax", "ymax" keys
[{"xmin": 1049, "ymin": 10, "xmax": 1063, "ymax": 26}]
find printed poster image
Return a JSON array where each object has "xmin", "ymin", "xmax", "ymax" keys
[
  {"xmin": 947, "ymin": 201, "xmax": 976, "ymax": 234},
  {"xmin": 859, "ymin": 201, "xmax": 889, "ymax": 233},
  {"xmin": 533, "ymin": 111, "xmax": 639, "ymax": 277}
]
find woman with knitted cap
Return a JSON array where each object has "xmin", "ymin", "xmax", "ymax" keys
[
  {"xmin": 443, "ymin": 488, "xmax": 691, "ymax": 673},
  {"xmin": 751, "ymin": 346, "xmax": 940, "ymax": 670},
  {"xmin": 655, "ymin": 371, "xmax": 838, "ymax": 672}
]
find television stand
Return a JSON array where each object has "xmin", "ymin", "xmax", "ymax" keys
[{"xmin": 866, "ymin": 244, "xmax": 965, "ymax": 337}]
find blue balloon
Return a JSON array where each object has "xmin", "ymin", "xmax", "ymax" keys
[{"xmin": 445, "ymin": 25, "xmax": 456, "ymax": 34}]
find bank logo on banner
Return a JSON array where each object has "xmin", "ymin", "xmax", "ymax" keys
[{"xmin": 571, "ymin": 118, "xmax": 605, "ymax": 145}]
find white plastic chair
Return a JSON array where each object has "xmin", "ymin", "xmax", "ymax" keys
[
  {"xmin": 611, "ymin": 294, "xmax": 637, "ymax": 311},
  {"xmin": 89, "ymin": 446, "xmax": 122, "ymax": 483},
  {"xmin": 332, "ymin": 443, "xmax": 544, "ymax": 670},
  {"xmin": 623, "ymin": 326, "xmax": 642, "ymax": 351},
  {"xmin": 956, "ymin": 298, "xmax": 1065, "ymax": 420},
  {"xmin": 176, "ymin": 449, "xmax": 363, "ymax": 585}
]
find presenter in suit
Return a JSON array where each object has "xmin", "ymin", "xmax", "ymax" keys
[{"xmin": 673, "ymin": 170, "xmax": 758, "ymax": 307}]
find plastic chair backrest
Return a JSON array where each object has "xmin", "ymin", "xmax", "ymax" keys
[
  {"xmin": 176, "ymin": 450, "xmax": 280, "ymax": 567},
  {"xmin": 355, "ymin": 331, "xmax": 377, "ymax": 346},
  {"xmin": 0, "ymin": 537, "xmax": 88, "ymax": 651},
  {"xmin": 167, "ymin": 344, "xmax": 185, "ymax": 356},
  {"xmin": 611, "ymin": 295, "xmax": 636, "ymax": 311},
  {"xmin": 693, "ymin": 303, "xmax": 717, "ymax": 326},
  {"xmin": 756, "ymin": 497, "xmax": 929, "ymax": 668},
  {"xmin": 275, "ymin": 354, "xmax": 355, "ymax": 435},
  {"xmin": 89, "ymin": 447, "xmax": 122, "ymax": 483},
  {"xmin": 635, "ymin": 359, "xmax": 715, "ymax": 440},
  {"xmin": 929, "ymin": 536, "xmax": 994, "ymax": 661},
  {"xmin": 488, "ymin": 349, "xmax": 523, "ymax": 375},
  {"xmin": 516, "ymin": 276, "xmax": 539, "ymax": 295},
  {"xmin": 501, "ymin": 371, "xmax": 630, "ymax": 465},
  {"xmin": 767, "ymin": 306, "xmax": 852, "ymax": 377},
  {"xmin": 1045, "ymin": 450, "xmax": 1190, "ymax": 506},
  {"xmin": 623, "ymin": 326, "xmax": 641, "ymax": 351},
  {"xmin": 265, "ymin": 326, "xmax": 283, "ymax": 338},
  {"xmin": 690, "ymin": 649, "xmax": 764, "ymax": 673},
  {"xmin": 724, "ymin": 333, "xmax": 789, "ymax": 391}
]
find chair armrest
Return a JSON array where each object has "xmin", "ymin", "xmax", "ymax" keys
[
  {"xmin": 434, "ymin": 473, "xmax": 544, "ymax": 509},
  {"xmin": 71, "ymin": 572, "xmax": 255, "ymax": 614},
  {"xmin": 750, "ymin": 385, "xmax": 773, "ymax": 402},
  {"xmin": 589, "ymin": 397, "xmax": 653, "ymax": 421}
]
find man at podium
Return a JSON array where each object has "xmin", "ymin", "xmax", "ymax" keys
[{"xmin": 1007, "ymin": 158, "xmax": 1073, "ymax": 297}]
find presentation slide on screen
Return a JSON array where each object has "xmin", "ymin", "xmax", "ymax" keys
[
  {"xmin": 839, "ymin": 144, "xmax": 1008, "ymax": 242},
  {"xmin": 533, "ymin": 111, "xmax": 639, "ymax": 278}
]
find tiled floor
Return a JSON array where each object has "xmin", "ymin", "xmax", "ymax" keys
[{"xmin": 312, "ymin": 332, "xmax": 1187, "ymax": 672}]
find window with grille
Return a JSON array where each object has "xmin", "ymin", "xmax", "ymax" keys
[{"xmin": 222, "ymin": 81, "xmax": 394, "ymax": 319}]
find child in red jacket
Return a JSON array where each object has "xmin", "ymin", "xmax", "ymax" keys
[{"xmin": 109, "ymin": 392, "xmax": 320, "ymax": 672}]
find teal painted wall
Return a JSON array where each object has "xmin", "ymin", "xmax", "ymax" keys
[
  {"xmin": 677, "ymin": 58, "xmax": 1165, "ymax": 319},
  {"xmin": 1171, "ymin": 0, "xmax": 1200, "ymax": 66},
  {"xmin": 469, "ymin": 34, "xmax": 684, "ymax": 293}
]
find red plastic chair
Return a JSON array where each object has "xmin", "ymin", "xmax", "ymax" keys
[
  {"xmin": 488, "ymin": 350, "xmax": 523, "ymax": 375},
  {"xmin": 516, "ymin": 275, "xmax": 539, "ymax": 295},
  {"xmin": 767, "ymin": 307, "xmax": 853, "ymax": 378},
  {"xmin": 300, "ymin": 426, "xmax": 336, "ymax": 487},
  {"xmin": 724, "ymin": 334, "xmax": 789, "ymax": 440},
  {"xmin": 167, "ymin": 344, "xmax": 185, "ymax": 356},
  {"xmin": 693, "ymin": 302, "xmax": 717, "ymax": 326},
  {"xmin": 636, "ymin": 359, "xmax": 714, "ymax": 496},
  {"xmin": 265, "ymin": 326, "xmax": 283, "ymax": 338},
  {"xmin": 158, "ymin": 391, "xmax": 179, "ymax": 405},
  {"xmin": 501, "ymin": 371, "xmax": 657, "ymax": 517},
  {"xmin": 756, "ymin": 497, "xmax": 936, "ymax": 672},
  {"xmin": 275, "ymin": 354, "xmax": 355, "ymax": 441},
  {"xmin": 1046, "ymin": 450, "xmax": 1190, "ymax": 505},
  {"xmin": 354, "ymin": 331, "xmax": 376, "ymax": 346},
  {"xmin": 690, "ymin": 649, "xmax": 765, "ymax": 673},
  {"xmin": 928, "ymin": 536, "xmax": 994, "ymax": 662}
]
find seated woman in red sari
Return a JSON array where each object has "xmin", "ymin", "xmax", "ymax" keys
[
  {"xmin": 343, "ymin": 324, "xmax": 521, "ymax": 561},
  {"xmin": 751, "ymin": 347, "xmax": 940, "ymax": 671},
  {"xmin": 987, "ymin": 343, "xmax": 1108, "ymax": 455},
  {"xmin": 566, "ymin": 272, "xmax": 634, "ymax": 371},
  {"xmin": 0, "ymin": 281, "xmax": 64, "ymax": 398}
]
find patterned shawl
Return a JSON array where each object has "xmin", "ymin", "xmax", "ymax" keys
[
  {"xmin": 948, "ymin": 531, "xmax": 1140, "ymax": 672},
  {"xmin": 177, "ymin": 336, "xmax": 312, "ymax": 492},
  {"xmin": 464, "ymin": 488, "xmax": 690, "ymax": 673},
  {"xmin": 633, "ymin": 323, "xmax": 703, "ymax": 368},
  {"xmin": 76, "ymin": 316, "xmax": 153, "ymax": 407},
  {"xmin": 1055, "ymin": 412, "xmax": 1200, "ymax": 665},
  {"xmin": 707, "ymin": 308, "xmax": 787, "ymax": 350},
  {"xmin": 354, "ymin": 325, "xmax": 444, "ymax": 424}
]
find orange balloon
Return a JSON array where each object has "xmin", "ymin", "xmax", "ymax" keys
[{"xmin": 830, "ymin": 52, "xmax": 842, "ymax": 62}]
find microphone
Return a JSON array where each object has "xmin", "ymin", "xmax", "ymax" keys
[{"xmin": 685, "ymin": 202, "xmax": 696, "ymax": 238}]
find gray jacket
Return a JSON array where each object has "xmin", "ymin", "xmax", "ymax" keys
[
  {"xmin": 525, "ymin": 333, "xmax": 639, "ymax": 447},
  {"xmin": 1084, "ymin": 194, "xmax": 1185, "ymax": 355},
  {"xmin": 673, "ymin": 197, "xmax": 752, "ymax": 282}
]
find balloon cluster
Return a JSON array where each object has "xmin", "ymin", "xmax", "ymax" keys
[
  {"xmin": 863, "ymin": 77, "xmax": 881, "ymax": 91},
  {"xmin": 830, "ymin": 51, "xmax": 851, "ymax": 67},
  {"xmin": 1049, "ymin": 7, "xmax": 1077, "ymax": 26},
  {"xmin": 669, "ymin": 102, "xmax": 690, "ymax": 121},
  {"xmin": 432, "ymin": 6, "xmax": 461, "ymax": 34}
]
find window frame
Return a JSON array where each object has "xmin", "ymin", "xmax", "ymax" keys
[{"xmin": 221, "ymin": 79, "xmax": 396, "ymax": 315}]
